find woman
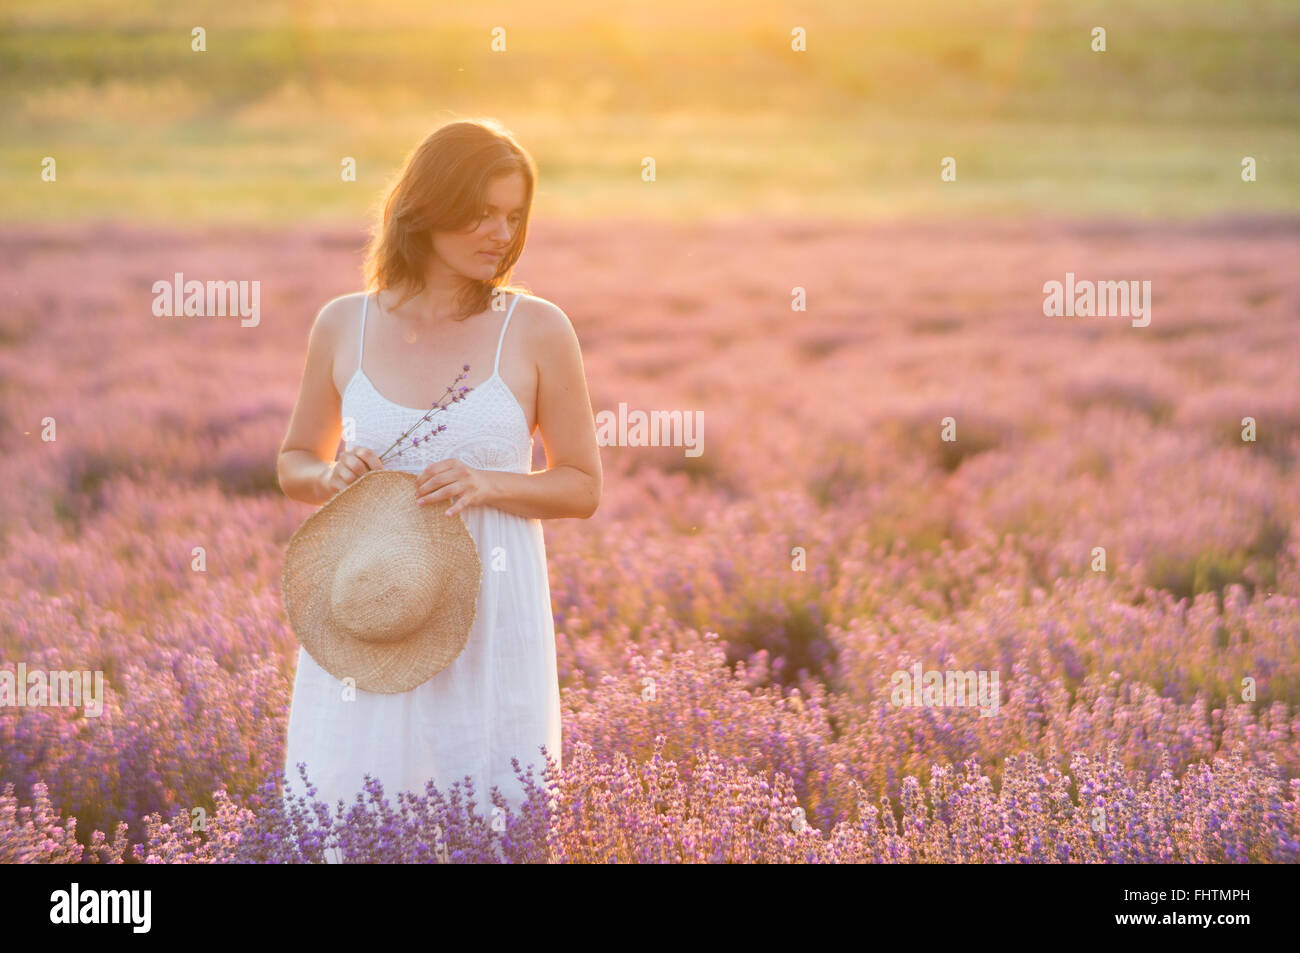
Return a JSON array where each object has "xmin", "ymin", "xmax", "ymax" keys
[{"xmin": 276, "ymin": 118, "xmax": 601, "ymax": 857}]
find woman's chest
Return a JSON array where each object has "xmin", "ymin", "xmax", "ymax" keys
[
  {"xmin": 332, "ymin": 345, "xmax": 536, "ymax": 436},
  {"xmin": 340, "ymin": 370, "xmax": 533, "ymax": 474}
]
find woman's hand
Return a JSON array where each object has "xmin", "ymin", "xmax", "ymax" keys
[
  {"xmin": 415, "ymin": 458, "xmax": 495, "ymax": 516},
  {"xmin": 322, "ymin": 447, "xmax": 384, "ymax": 497}
]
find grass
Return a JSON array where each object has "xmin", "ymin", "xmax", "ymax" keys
[{"xmin": 1, "ymin": 0, "xmax": 1297, "ymax": 224}]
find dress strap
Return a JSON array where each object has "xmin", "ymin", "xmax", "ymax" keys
[
  {"xmin": 492, "ymin": 293, "xmax": 522, "ymax": 377},
  {"xmin": 357, "ymin": 292, "xmax": 369, "ymax": 374}
]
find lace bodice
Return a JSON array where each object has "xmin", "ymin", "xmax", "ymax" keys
[{"xmin": 341, "ymin": 292, "xmax": 532, "ymax": 474}]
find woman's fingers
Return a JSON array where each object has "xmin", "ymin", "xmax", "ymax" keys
[
  {"xmin": 327, "ymin": 449, "xmax": 385, "ymax": 495},
  {"xmin": 417, "ymin": 479, "xmax": 459, "ymax": 506},
  {"xmin": 356, "ymin": 448, "xmax": 384, "ymax": 471},
  {"xmin": 333, "ymin": 455, "xmax": 365, "ymax": 488}
]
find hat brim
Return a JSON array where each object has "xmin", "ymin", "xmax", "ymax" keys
[{"xmin": 281, "ymin": 469, "xmax": 481, "ymax": 694}]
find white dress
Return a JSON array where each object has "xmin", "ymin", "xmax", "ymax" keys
[{"xmin": 281, "ymin": 291, "xmax": 562, "ymax": 856}]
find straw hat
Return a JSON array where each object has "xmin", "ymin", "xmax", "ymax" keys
[{"xmin": 281, "ymin": 469, "xmax": 481, "ymax": 694}]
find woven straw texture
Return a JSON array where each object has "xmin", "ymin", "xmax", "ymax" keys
[{"xmin": 281, "ymin": 469, "xmax": 481, "ymax": 694}]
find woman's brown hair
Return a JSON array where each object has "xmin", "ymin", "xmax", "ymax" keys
[{"xmin": 363, "ymin": 118, "xmax": 536, "ymax": 321}]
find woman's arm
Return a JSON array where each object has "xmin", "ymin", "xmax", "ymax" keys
[
  {"xmin": 485, "ymin": 301, "xmax": 602, "ymax": 520},
  {"xmin": 276, "ymin": 298, "xmax": 348, "ymax": 505}
]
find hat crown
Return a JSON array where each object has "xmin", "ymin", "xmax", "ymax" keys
[
  {"xmin": 283, "ymin": 469, "xmax": 481, "ymax": 694},
  {"xmin": 329, "ymin": 525, "xmax": 448, "ymax": 643}
]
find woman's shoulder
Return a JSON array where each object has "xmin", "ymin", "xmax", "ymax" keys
[
  {"xmin": 511, "ymin": 291, "xmax": 571, "ymax": 330},
  {"xmin": 310, "ymin": 291, "xmax": 368, "ymax": 333},
  {"xmin": 510, "ymin": 292, "xmax": 584, "ymax": 357},
  {"xmin": 320, "ymin": 290, "xmax": 369, "ymax": 318}
]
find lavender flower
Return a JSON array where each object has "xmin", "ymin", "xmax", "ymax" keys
[{"xmin": 378, "ymin": 365, "xmax": 474, "ymax": 464}]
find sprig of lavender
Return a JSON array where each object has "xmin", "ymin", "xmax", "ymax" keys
[{"xmin": 377, "ymin": 364, "xmax": 473, "ymax": 464}]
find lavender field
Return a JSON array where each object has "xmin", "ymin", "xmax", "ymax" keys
[{"xmin": 1, "ymin": 216, "xmax": 1298, "ymax": 862}]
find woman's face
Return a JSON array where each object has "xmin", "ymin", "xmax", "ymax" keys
[{"xmin": 432, "ymin": 171, "xmax": 527, "ymax": 280}]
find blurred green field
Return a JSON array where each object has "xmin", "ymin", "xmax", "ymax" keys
[{"xmin": 2, "ymin": 0, "xmax": 1298, "ymax": 224}]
